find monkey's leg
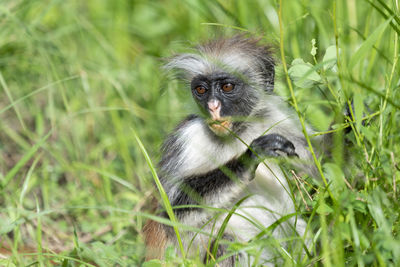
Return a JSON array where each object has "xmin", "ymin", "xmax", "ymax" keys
[{"xmin": 204, "ymin": 234, "xmax": 245, "ymax": 267}]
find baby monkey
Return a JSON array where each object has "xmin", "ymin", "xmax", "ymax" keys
[{"xmin": 144, "ymin": 36, "xmax": 313, "ymax": 266}]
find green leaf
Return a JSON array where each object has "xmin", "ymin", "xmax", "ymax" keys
[
  {"xmin": 322, "ymin": 45, "xmax": 337, "ymax": 70},
  {"xmin": 142, "ymin": 260, "xmax": 163, "ymax": 267},
  {"xmin": 323, "ymin": 162, "xmax": 345, "ymax": 192},
  {"xmin": 0, "ymin": 217, "xmax": 14, "ymax": 234},
  {"xmin": 316, "ymin": 202, "xmax": 333, "ymax": 215},
  {"xmin": 306, "ymin": 105, "xmax": 331, "ymax": 131},
  {"xmin": 288, "ymin": 58, "xmax": 321, "ymax": 88},
  {"xmin": 367, "ymin": 189, "xmax": 390, "ymax": 230},
  {"xmin": 353, "ymin": 93, "xmax": 364, "ymax": 131},
  {"xmin": 348, "ymin": 16, "xmax": 392, "ymax": 70},
  {"xmin": 361, "ymin": 126, "xmax": 375, "ymax": 143}
]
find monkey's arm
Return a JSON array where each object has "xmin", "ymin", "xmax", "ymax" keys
[{"xmin": 165, "ymin": 133, "xmax": 297, "ymax": 218}]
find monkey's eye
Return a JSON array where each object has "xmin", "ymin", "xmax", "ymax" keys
[
  {"xmin": 222, "ymin": 83, "xmax": 234, "ymax": 92},
  {"xmin": 195, "ymin": 86, "xmax": 206, "ymax": 95}
]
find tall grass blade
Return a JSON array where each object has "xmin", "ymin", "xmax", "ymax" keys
[
  {"xmin": 132, "ymin": 128, "xmax": 186, "ymax": 259},
  {"xmin": 211, "ymin": 195, "xmax": 251, "ymax": 260},
  {"xmin": 0, "ymin": 71, "xmax": 26, "ymax": 130},
  {"xmin": 349, "ymin": 16, "xmax": 392, "ymax": 70},
  {"xmin": 1, "ymin": 130, "xmax": 52, "ymax": 189}
]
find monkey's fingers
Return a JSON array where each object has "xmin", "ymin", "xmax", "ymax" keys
[{"xmin": 250, "ymin": 133, "xmax": 298, "ymax": 159}]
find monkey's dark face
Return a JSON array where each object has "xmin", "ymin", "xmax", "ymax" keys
[{"xmin": 190, "ymin": 72, "xmax": 257, "ymax": 136}]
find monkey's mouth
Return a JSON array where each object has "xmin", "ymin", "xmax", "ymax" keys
[{"xmin": 207, "ymin": 118, "xmax": 232, "ymax": 136}]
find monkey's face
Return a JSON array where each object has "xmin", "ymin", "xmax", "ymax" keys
[{"xmin": 191, "ymin": 72, "xmax": 256, "ymax": 136}]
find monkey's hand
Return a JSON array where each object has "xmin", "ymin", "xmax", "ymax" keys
[
  {"xmin": 247, "ymin": 133, "xmax": 298, "ymax": 161},
  {"xmin": 237, "ymin": 134, "xmax": 298, "ymax": 181}
]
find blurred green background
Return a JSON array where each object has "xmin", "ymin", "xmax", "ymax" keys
[{"xmin": 0, "ymin": 0, "xmax": 399, "ymax": 266}]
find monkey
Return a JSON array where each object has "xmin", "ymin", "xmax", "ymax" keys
[{"xmin": 143, "ymin": 36, "xmax": 316, "ymax": 266}]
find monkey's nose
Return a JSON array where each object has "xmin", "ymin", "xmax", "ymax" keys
[{"xmin": 207, "ymin": 99, "xmax": 221, "ymax": 112}]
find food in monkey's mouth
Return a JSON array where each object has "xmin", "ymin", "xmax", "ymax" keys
[{"xmin": 208, "ymin": 118, "xmax": 232, "ymax": 135}]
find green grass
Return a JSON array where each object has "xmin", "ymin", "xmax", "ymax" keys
[{"xmin": 0, "ymin": 0, "xmax": 399, "ymax": 266}]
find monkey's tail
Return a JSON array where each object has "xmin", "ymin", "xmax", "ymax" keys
[{"xmin": 143, "ymin": 219, "xmax": 167, "ymax": 261}]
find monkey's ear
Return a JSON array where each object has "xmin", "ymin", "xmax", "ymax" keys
[{"xmin": 164, "ymin": 53, "xmax": 207, "ymax": 81}]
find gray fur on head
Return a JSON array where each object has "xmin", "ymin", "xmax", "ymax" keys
[{"xmin": 165, "ymin": 35, "xmax": 276, "ymax": 92}]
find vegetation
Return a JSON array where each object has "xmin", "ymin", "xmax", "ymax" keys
[{"xmin": 0, "ymin": 0, "xmax": 399, "ymax": 266}]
